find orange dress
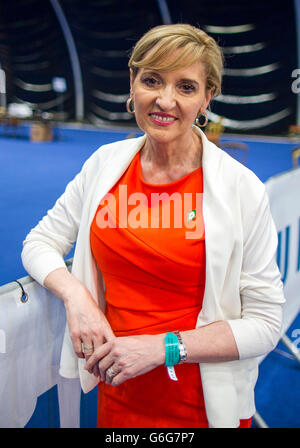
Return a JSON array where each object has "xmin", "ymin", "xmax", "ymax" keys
[{"xmin": 90, "ymin": 151, "xmax": 251, "ymax": 428}]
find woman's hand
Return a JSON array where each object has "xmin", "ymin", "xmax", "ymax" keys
[
  {"xmin": 63, "ymin": 282, "xmax": 115, "ymax": 360},
  {"xmin": 84, "ymin": 334, "xmax": 166, "ymax": 386},
  {"xmin": 44, "ymin": 268, "xmax": 115, "ymax": 365}
]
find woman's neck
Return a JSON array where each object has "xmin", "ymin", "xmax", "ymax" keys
[
  {"xmin": 141, "ymin": 134, "xmax": 202, "ymax": 170},
  {"xmin": 140, "ymin": 131, "xmax": 203, "ymax": 183}
]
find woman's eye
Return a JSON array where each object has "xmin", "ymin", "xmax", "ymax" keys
[
  {"xmin": 142, "ymin": 77, "xmax": 159, "ymax": 87},
  {"xmin": 180, "ymin": 84, "xmax": 196, "ymax": 93}
]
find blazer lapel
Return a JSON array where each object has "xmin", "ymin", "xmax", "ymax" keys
[{"xmin": 195, "ymin": 128, "xmax": 235, "ymax": 323}]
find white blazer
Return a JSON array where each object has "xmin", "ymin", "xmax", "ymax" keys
[{"xmin": 21, "ymin": 127, "xmax": 285, "ymax": 427}]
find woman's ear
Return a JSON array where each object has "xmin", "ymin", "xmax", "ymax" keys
[
  {"xmin": 129, "ymin": 68, "xmax": 134, "ymax": 96},
  {"xmin": 204, "ymin": 88, "xmax": 214, "ymax": 110}
]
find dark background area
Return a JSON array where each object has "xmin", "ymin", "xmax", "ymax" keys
[{"xmin": 0, "ymin": 0, "xmax": 298, "ymax": 135}]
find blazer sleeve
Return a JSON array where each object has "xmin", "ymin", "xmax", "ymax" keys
[
  {"xmin": 21, "ymin": 166, "xmax": 85, "ymax": 286},
  {"xmin": 227, "ymin": 185, "xmax": 285, "ymax": 360}
]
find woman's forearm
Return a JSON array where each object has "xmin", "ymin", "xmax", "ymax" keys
[
  {"xmin": 43, "ymin": 267, "xmax": 85, "ymax": 304},
  {"xmin": 181, "ymin": 320, "xmax": 239, "ymax": 363}
]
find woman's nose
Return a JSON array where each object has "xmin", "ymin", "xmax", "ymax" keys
[{"xmin": 155, "ymin": 86, "xmax": 176, "ymax": 110}]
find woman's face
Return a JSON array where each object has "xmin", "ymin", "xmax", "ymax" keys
[{"xmin": 130, "ymin": 58, "xmax": 212, "ymax": 146}]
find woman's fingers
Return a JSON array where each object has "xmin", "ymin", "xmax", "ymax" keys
[
  {"xmin": 85, "ymin": 341, "xmax": 112, "ymax": 373},
  {"xmin": 105, "ymin": 364, "xmax": 123, "ymax": 385},
  {"xmin": 81, "ymin": 325, "xmax": 116, "ymax": 377},
  {"xmin": 84, "ymin": 334, "xmax": 165, "ymax": 386},
  {"xmin": 98, "ymin": 355, "xmax": 118, "ymax": 382},
  {"xmin": 71, "ymin": 330, "xmax": 86, "ymax": 358},
  {"xmin": 84, "ymin": 341, "xmax": 120, "ymax": 382},
  {"xmin": 82, "ymin": 340, "xmax": 94, "ymax": 362}
]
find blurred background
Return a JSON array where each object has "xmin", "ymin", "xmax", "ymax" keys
[
  {"xmin": 0, "ymin": 0, "xmax": 298, "ymax": 133},
  {"xmin": 0, "ymin": 0, "xmax": 299, "ymax": 429}
]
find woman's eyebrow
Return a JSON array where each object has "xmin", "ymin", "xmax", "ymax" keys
[
  {"xmin": 141, "ymin": 70, "xmax": 162, "ymax": 78},
  {"xmin": 179, "ymin": 78, "xmax": 199, "ymax": 85}
]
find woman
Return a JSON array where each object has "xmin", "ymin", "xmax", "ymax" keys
[{"xmin": 21, "ymin": 24, "xmax": 285, "ymax": 428}]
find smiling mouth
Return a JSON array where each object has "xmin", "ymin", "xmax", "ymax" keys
[{"xmin": 149, "ymin": 113, "xmax": 177, "ymax": 124}]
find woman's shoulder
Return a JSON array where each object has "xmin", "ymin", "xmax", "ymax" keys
[
  {"xmin": 196, "ymin": 126, "xmax": 262, "ymax": 189},
  {"xmin": 91, "ymin": 133, "xmax": 144, "ymax": 158},
  {"xmin": 203, "ymin": 135, "xmax": 267, "ymax": 211},
  {"xmin": 205, "ymin": 135, "xmax": 263, "ymax": 186},
  {"xmin": 82, "ymin": 134, "xmax": 145, "ymax": 172}
]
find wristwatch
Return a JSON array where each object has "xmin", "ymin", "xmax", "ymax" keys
[{"xmin": 174, "ymin": 331, "xmax": 187, "ymax": 364}]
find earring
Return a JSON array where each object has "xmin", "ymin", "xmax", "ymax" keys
[
  {"xmin": 126, "ymin": 97, "xmax": 135, "ymax": 114},
  {"xmin": 195, "ymin": 111, "xmax": 208, "ymax": 127}
]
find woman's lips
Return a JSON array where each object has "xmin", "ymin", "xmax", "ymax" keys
[{"xmin": 149, "ymin": 113, "xmax": 177, "ymax": 126}]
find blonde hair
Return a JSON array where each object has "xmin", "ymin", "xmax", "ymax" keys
[{"xmin": 128, "ymin": 24, "xmax": 224, "ymax": 97}]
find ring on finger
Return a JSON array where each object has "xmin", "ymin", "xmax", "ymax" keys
[
  {"xmin": 82, "ymin": 342, "xmax": 94, "ymax": 354},
  {"xmin": 106, "ymin": 366, "xmax": 117, "ymax": 379}
]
